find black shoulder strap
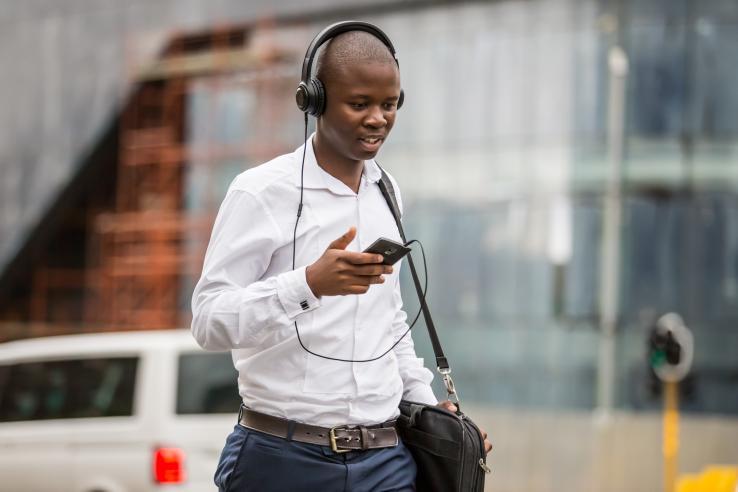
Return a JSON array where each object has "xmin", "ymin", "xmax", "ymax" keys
[{"xmin": 377, "ymin": 168, "xmax": 450, "ymax": 372}]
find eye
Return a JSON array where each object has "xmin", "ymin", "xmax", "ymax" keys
[
  {"xmin": 382, "ymin": 102, "xmax": 397, "ymax": 111},
  {"xmin": 349, "ymin": 102, "xmax": 367, "ymax": 110}
]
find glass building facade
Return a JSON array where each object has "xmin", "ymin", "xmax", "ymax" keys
[{"xmin": 185, "ymin": 0, "xmax": 738, "ymax": 416}]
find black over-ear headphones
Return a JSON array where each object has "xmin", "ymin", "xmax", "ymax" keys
[{"xmin": 295, "ymin": 20, "xmax": 405, "ymax": 117}]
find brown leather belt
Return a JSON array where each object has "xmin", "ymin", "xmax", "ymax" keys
[{"xmin": 238, "ymin": 407, "xmax": 399, "ymax": 453}]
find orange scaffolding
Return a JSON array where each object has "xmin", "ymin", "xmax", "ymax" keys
[
  {"xmin": 87, "ymin": 24, "xmax": 296, "ymax": 331},
  {"xmin": 16, "ymin": 22, "xmax": 299, "ymax": 338},
  {"xmin": 92, "ymin": 78, "xmax": 190, "ymax": 330}
]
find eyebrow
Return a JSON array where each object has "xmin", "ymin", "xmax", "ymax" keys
[{"xmin": 349, "ymin": 93, "xmax": 400, "ymax": 101}]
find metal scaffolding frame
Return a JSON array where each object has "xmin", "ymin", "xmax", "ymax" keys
[{"xmin": 21, "ymin": 22, "xmax": 298, "ymax": 335}]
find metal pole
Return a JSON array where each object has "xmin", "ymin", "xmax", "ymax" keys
[{"xmin": 597, "ymin": 45, "xmax": 629, "ymax": 413}]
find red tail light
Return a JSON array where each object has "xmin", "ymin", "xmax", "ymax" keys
[{"xmin": 153, "ymin": 447, "xmax": 186, "ymax": 484}]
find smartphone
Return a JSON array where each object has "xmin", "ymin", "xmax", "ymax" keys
[{"xmin": 363, "ymin": 237, "xmax": 411, "ymax": 265}]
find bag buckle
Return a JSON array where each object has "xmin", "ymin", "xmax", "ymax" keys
[
  {"xmin": 329, "ymin": 427, "xmax": 352, "ymax": 454},
  {"xmin": 438, "ymin": 367, "xmax": 461, "ymax": 407}
]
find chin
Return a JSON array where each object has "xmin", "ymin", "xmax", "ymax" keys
[{"xmin": 353, "ymin": 146, "xmax": 382, "ymax": 161}]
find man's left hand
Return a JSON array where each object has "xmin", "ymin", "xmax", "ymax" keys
[{"xmin": 437, "ymin": 400, "xmax": 493, "ymax": 455}]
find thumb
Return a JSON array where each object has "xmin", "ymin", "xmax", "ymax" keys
[{"xmin": 327, "ymin": 227, "xmax": 356, "ymax": 251}]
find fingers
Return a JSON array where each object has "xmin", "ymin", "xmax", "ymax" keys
[
  {"xmin": 345, "ymin": 284, "xmax": 371, "ymax": 295},
  {"xmin": 327, "ymin": 227, "xmax": 357, "ymax": 251},
  {"xmin": 480, "ymin": 428, "xmax": 493, "ymax": 455},
  {"xmin": 353, "ymin": 264, "xmax": 393, "ymax": 276},
  {"xmin": 342, "ymin": 251, "xmax": 385, "ymax": 265},
  {"xmin": 367, "ymin": 275, "xmax": 386, "ymax": 285},
  {"xmin": 437, "ymin": 400, "xmax": 458, "ymax": 413},
  {"xmin": 345, "ymin": 275, "xmax": 386, "ymax": 290}
]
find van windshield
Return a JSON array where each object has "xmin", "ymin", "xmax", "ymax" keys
[{"xmin": 176, "ymin": 352, "xmax": 240, "ymax": 414}]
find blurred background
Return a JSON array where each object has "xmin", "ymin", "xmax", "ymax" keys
[{"xmin": 0, "ymin": 0, "xmax": 737, "ymax": 491}]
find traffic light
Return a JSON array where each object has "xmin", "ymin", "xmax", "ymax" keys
[
  {"xmin": 650, "ymin": 325, "xmax": 681, "ymax": 367},
  {"xmin": 647, "ymin": 313, "xmax": 694, "ymax": 390}
]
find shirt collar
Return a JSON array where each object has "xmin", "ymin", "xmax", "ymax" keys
[{"xmin": 293, "ymin": 133, "xmax": 382, "ymax": 195}]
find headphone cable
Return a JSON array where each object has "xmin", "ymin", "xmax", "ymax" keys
[{"xmin": 291, "ymin": 117, "xmax": 428, "ymax": 363}]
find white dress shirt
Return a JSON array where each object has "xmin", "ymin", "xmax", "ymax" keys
[{"xmin": 191, "ymin": 136, "xmax": 436, "ymax": 427}]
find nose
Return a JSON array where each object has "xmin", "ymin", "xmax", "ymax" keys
[{"xmin": 364, "ymin": 104, "xmax": 387, "ymax": 128}]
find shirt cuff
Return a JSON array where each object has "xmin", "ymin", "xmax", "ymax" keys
[{"xmin": 276, "ymin": 265, "xmax": 321, "ymax": 319}]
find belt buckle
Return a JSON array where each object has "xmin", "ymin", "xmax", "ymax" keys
[{"xmin": 329, "ymin": 426, "xmax": 351, "ymax": 454}]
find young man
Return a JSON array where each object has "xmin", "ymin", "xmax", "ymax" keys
[{"xmin": 191, "ymin": 24, "xmax": 490, "ymax": 491}]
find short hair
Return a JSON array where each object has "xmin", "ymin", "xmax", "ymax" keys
[{"xmin": 315, "ymin": 30, "xmax": 398, "ymax": 84}]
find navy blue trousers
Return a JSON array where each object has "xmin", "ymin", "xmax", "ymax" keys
[{"xmin": 215, "ymin": 424, "xmax": 417, "ymax": 491}]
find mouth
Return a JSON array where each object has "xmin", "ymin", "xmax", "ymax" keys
[{"xmin": 358, "ymin": 135, "xmax": 384, "ymax": 152}]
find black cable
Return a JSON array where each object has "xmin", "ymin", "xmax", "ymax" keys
[
  {"xmin": 292, "ymin": 112, "xmax": 308, "ymax": 271},
  {"xmin": 291, "ymin": 116, "xmax": 428, "ymax": 362}
]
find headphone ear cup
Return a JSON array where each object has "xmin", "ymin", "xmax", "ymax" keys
[
  {"xmin": 397, "ymin": 89, "xmax": 405, "ymax": 110},
  {"xmin": 310, "ymin": 78, "xmax": 326, "ymax": 117},
  {"xmin": 295, "ymin": 81, "xmax": 310, "ymax": 113}
]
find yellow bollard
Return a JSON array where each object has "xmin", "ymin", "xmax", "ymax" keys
[
  {"xmin": 700, "ymin": 466, "xmax": 738, "ymax": 492},
  {"xmin": 675, "ymin": 475, "xmax": 699, "ymax": 492},
  {"xmin": 676, "ymin": 466, "xmax": 738, "ymax": 492}
]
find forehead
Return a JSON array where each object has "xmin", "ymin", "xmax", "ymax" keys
[{"xmin": 327, "ymin": 60, "xmax": 400, "ymax": 94}]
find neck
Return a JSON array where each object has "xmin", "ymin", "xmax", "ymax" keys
[{"xmin": 312, "ymin": 135, "xmax": 363, "ymax": 194}]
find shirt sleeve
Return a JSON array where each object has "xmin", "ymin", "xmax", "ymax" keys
[{"xmin": 191, "ymin": 188, "xmax": 320, "ymax": 351}]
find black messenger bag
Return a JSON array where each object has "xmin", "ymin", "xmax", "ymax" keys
[{"xmin": 378, "ymin": 170, "xmax": 492, "ymax": 492}]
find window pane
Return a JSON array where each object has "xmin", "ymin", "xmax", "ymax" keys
[
  {"xmin": 176, "ymin": 352, "xmax": 240, "ymax": 414},
  {"xmin": 0, "ymin": 357, "xmax": 138, "ymax": 422}
]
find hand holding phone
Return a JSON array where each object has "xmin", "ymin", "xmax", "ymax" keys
[
  {"xmin": 307, "ymin": 227, "xmax": 394, "ymax": 297},
  {"xmin": 363, "ymin": 237, "xmax": 411, "ymax": 265}
]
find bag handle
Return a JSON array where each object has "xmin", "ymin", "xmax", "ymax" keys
[{"xmin": 377, "ymin": 168, "xmax": 460, "ymax": 406}]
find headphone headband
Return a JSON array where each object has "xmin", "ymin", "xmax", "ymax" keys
[
  {"xmin": 296, "ymin": 20, "xmax": 403, "ymax": 116},
  {"xmin": 300, "ymin": 21, "xmax": 400, "ymax": 83}
]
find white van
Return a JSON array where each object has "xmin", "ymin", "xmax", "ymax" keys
[{"xmin": 0, "ymin": 329, "xmax": 240, "ymax": 492}]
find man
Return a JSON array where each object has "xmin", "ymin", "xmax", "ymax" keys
[{"xmin": 191, "ymin": 24, "xmax": 491, "ymax": 492}]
